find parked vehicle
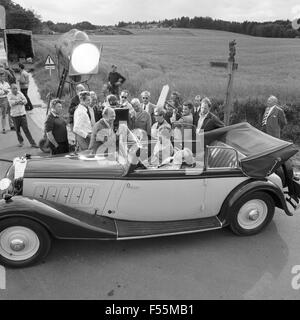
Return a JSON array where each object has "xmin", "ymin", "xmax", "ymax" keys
[
  {"xmin": 0, "ymin": 123, "xmax": 299, "ymax": 268},
  {"xmin": 3, "ymin": 29, "xmax": 34, "ymax": 70}
]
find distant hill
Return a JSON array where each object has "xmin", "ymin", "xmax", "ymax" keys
[{"xmin": 117, "ymin": 16, "xmax": 300, "ymax": 39}]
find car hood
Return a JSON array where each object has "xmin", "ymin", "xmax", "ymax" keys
[
  {"xmin": 24, "ymin": 154, "xmax": 126, "ymax": 179},
  {"xmin": 205, "ymin": 122, "xmax": 298, "ymax": 178}
]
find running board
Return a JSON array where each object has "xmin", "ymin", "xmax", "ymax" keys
[{"xmin": 116, "ymin": 217, "xmax": 222, "ymax": 240}]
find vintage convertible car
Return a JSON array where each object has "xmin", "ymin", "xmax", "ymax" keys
[{"xmin": 0, "ymin": 122, "xmax": 299, "ymax": 268}]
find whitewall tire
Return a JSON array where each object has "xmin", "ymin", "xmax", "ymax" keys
[
  {"xmin": 230, "ymin": 192, "xmax": 275, "ymax": 236},
  {"xmin": 0, "ymin": 218, "xmax": 51, "ymax": 268}
]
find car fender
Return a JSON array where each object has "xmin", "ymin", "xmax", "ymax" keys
[
  {"xmin": 0, "ymin": 196, "xmax": 117, "ymax": 240},
  {"xmin": 218, "ymin": 178, "xmax": 292, "ymax": 225}
]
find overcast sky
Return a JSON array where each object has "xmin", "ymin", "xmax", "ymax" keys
[{"xmin": 13, "ymin": 0, "xmax": 300, "ymax": 25}]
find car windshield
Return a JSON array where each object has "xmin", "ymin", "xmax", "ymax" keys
[{"xmin": 75, "ymin": 124, "xmax": 242, "ymax": 176}]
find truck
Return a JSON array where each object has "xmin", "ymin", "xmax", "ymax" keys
[{"xmin": 1, "ymin": 29, "xmax": 34, "ymax": 69}]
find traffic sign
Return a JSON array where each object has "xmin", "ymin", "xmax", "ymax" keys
[
  {"xmin": 45, "ymin": 55, "xmax": 56, "ymax": 76},
  {"xmin": 45, "ymin": 55, "xmax": 55, "ymax": 67}
]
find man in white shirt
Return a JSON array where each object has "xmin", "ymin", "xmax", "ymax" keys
[
  {"xmin": 0, "ymin": 69, "xmax": 11, "ymax": 134},
  {"xmin": 73, "ymin": 91, "xmax": 93, "ymax": 151},
  {"xmin": 18, "ymin": 63, "xmax": 33, "ymax": 111},
  {"xmin": 7, "ymin": 84, "xmax": 38, "ymax": 147},
  {"xmin": 151, "ymin": 107, "xmax": 173, "ymax": 165}
]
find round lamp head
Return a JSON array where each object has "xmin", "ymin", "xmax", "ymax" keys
[{"xmin": 71, "ymin": 43, "xmax": 100, "ymax": 75}]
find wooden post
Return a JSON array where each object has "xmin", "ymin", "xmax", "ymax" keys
[{"xmin": 224, "ymin": 40, "xmax": 237, "ymax": 126}]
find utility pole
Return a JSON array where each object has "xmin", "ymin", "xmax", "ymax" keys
[
  {"xmin": 210, "ymin": 40, "xmax": 238, "ymax": 126},
  {"xmin": 224, "ymin": 40, "xmax": 237, "ymax": 126}
]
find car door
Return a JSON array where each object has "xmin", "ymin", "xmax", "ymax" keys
[
  {"xmin": 203, "ymin": 145, "xmax": 248, "ymax": 216},
  {"xmin": 103, "ymin": 168, "xmax": 206, "ymax": 222}
]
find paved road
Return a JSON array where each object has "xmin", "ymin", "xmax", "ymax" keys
[{"xmin": 0, "ymin": 117, "xmax": 300, "ymax": 300}]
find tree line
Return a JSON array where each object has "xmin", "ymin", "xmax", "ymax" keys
[
  {"xmin": 118, "ymin": 16, "xmax": 300, "ymax": 38},
  {"xmin": 0, "ymin": 0, "xmax": 100, "ymax": 33},
  {"xmin": 1, "ymin": 0, "xmax": 300, "ymax": 38}
]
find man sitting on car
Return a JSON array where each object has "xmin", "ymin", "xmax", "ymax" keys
[
  {"xmin": 151, "ymin": 107, "xmax": 174, "ymax": 166},
  {"xmin": 89, "ymin": 106, "xmax": 116, "ymax": 155}
]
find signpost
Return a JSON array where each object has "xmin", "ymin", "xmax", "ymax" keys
[
  {"xmin": 210, "ymin": 40, "xmax": 238, "ymax": 126},
  {"xmin": 44, "ymin": 54, "xmax": 56, "ymax": 76},
  {"xmin": 0, "ymin": 5, "xmax": 6, "ymax": 30}
]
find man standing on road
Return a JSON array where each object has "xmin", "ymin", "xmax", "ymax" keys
[
  {"xmin": 132, "ymin": 98, "xmax": 152, "ymax": 137},
  {"xmin": 45, "ymin": 99, "xmax": 69, "ymax": 155},
  {"xmin": 141, "ymin": 91, "xmax": 156, "ymax": 125},
  {"xmin": 119, "ymin": 90, "xmax": 135, "ymax": 128},
  {"xmin": 261, "ymin": 95, "xmax": 287, "ymax": 139},
  {"xmin": 18, "ymin": 63, "xmax": 33, "ymax": 111},
  {"xmin": 7, "ymin": 83, "xmax": 38, "ymax": 148},
  {"xmin": 108, "ymin": 65, "xmax": 126, "ymax": 96},
  {"xmin": 196, "ymin": 97, "xmax": 224, "ymax": 133},
  {"xmin": 69, "ymin": 84, "xmax": 86, "ymax": 130},
  {"xmin": 193, "ymin": 95, "xmax": 202, "ymax": 127},
  {"xmin": 0, "ymin": 69, "xmax": 11, "ymax": 134},
  {"xmin": 73, "ymin": 91, "xmax": 93, "ymax": 151}
]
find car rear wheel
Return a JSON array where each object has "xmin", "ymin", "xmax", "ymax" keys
[
  {"xmin": 230, "ymin": 192, "xmax": 275, "ymax": 236},
  {"xmin": 0, "ymin": 218, "xmax": 51, "ymax": 268}
]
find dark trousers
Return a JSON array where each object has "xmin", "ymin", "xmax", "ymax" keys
[
  {"xmin": 50, "ymin": 141, "xmax": 69, "ymax": 155},
  {"xmin": 108, "ymin": 85, "xmax": 119, "ymax": 96},
  {"xmin": 12, "ymin": 115, "xmax": 36, "ymax": 145},
  {"xmin": 20, "ymin": 88, "xmax": 33, "ymax": 111}
]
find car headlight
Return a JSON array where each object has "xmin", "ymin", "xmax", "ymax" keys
[{"xmin": 0, "ymin": 178, "xmax": 12, "ymax": 192}]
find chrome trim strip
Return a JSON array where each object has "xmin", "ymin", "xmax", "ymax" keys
[{"xmin": 117, "ymin": 226, "xmax": 222, "ymax": 240}]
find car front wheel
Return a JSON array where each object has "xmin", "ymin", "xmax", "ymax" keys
[
  {"xmin": 230, "ymin": 192, "xmax": 275, "ymax": 236},
  {"xmin": 0, "ymin": 218, "xmax": 51, "ymax": 268}
]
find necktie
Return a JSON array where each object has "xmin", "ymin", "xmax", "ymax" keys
[
  {"xmin": 262, "ymin": 107, "xmax": 271, "ymax": 126},
  {"xmin": 86, "ymin": 107, "xmax": 91, "ymax": 120}
]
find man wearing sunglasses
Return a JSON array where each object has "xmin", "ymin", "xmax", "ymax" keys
[
  {"xmin": 119, "ymin": 90, "xmax": 135, "ymax": 129},
  {"xmin": 141, "ymin": 91, "xmax": 156, "ymax": 125}
]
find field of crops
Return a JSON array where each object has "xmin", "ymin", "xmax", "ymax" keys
[{"xmin": 33, "ymin": 28, "xmax": 300, "ymax": 104}]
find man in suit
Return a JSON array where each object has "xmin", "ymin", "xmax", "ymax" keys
[
  {"xmin": 193, "ymin": 95, "xmax": 202, "ymax": 127},
  {"xmin": 261, "ymin": 95, "xmax": 287, "ymax": 139},
  {"xmin": 196, "ymin": 97, "xmax": 224, "ymax": 133},
  {"xmin": 141, "ymin": 91, "xmax": 156, "ymax": 125}
]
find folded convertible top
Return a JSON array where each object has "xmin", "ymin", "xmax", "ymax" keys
[{"xmin": 204, "ymin": 122, "xmax": 298, "ymax": 178}]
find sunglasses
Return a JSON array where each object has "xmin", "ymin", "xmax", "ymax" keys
[
  {"xmin": 142, "ymin": 97, "xmax": 149, "ymax": 99},
  {"xmin": 121, "ymin": 96, "xmax": 128, "ymax": 99}
]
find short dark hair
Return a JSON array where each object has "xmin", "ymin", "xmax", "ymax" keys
[
  {"xmin": 79, "ymin": 91, "xmax": 91, "ymax": 102},
  {"xmin": 183, "ymin": 101, "xmax": 194, "ymax": 111},
  {"xmin": 50, "ymin": 98, "xmax": 63, "ymax": 109},
  {"xmin": 107, "ymin": 94, "xmax": 118, "ymax": 106}
]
